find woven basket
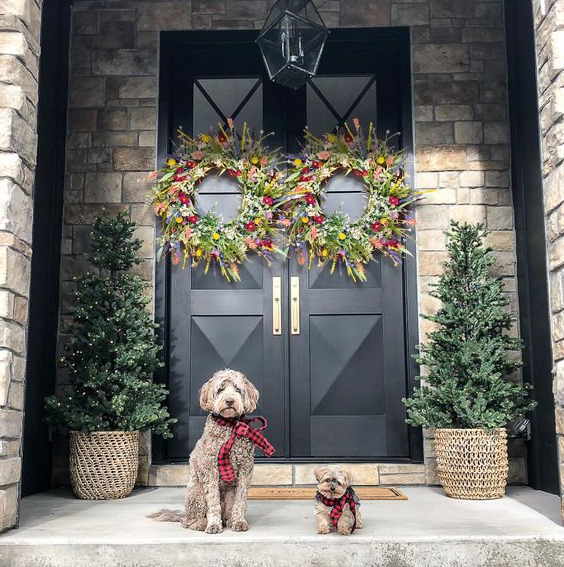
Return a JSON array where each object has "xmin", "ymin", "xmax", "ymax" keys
[
  {"xmin": 434, "ymin": 428, "xmax": 508, "ymax": 500},
  {"xmin": 69, "ymin": 431, "xmax": 139, "ymax": 500}
]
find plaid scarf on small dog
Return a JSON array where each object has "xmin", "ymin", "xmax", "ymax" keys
[
  {"xmin": 316, "ymin": 487, "xmax": 358, "ymax": 532},
  {"xmin": 213, "ymin": 415, "xmax": 275, "ymax": 483}
]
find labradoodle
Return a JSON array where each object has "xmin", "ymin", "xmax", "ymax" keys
[
  {"xmin": 314, "ymin": 466, "xmax": 363, "ymax": 535},
  {"xmin": 148, "ymin": 368, "xmax": 274, "ymax": 533}
]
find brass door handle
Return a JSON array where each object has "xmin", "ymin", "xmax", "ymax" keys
[
  {"xmin": 291, "ymin": 276, "xmax": 300, "ymax": 335},
  {"xmin": 273, "ymin": 277, "xmax": 281, "ymax": 335}
]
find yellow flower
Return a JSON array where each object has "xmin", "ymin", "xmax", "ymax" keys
[
  {"xmin": 251, "ymin": 156, "xmax": 259, "ymax": 164},
  {"xmin": 176, "ymin": 217, "xmax": 183, "ymax": 223},
  {"xmin": 255, "ymin": 217, "xmax": 263, "ymax": 225},
  {"xmin": 321, "ymin": 249, "xmax": 328, "ymax": 257},
  {"xmin": 327, "ymin": 134, "xmax": 337, "ymax": 143},
  {"xmin": 294, "ymin": 158, "xmax": 303, "ymax": 167},
  {"xmin": 338, "ymin": 232, "xmax": 346, "ymax": 240},
  {"xmin": 212, "ymin": 233, "xmax": 220, "ymax": 240},
  {"xmin": 301, "ymin": 216, "xmax": 310, "ymax": 223},
  {"xmin": 167, "ymin": 158, "xmax": 177, "ymax": 166},
  {"xmin": 377, "ymin": 156, "xmax": 385, "ymax": 165},
  {"xmin": 195, "ymin": 249, "xmax": 202, "ymax": 257},
  {"xmin": 201, "ymin": 134, "xmax": 211, "ymax": 143}
]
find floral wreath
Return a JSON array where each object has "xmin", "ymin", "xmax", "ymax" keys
[
  {"xmin": 284, "ymin": 120, "xmax": 425, "ymax": 282},
  {"xmin": 150, "ymin": 121, "xmax": 284, "ymax": 282}
]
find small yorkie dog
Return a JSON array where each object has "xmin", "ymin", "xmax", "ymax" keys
[{"xmin": 314, "ymin": 467, "xmax": 362, "ymax": 535}]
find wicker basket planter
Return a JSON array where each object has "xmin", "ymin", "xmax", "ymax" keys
[
  {"xmin": 69, "ymin": 431, "xmax": 139, "ymax": 500},
  {"xmin": 434, "ymin": 428, "xmax": 508, "ymax": 500}
]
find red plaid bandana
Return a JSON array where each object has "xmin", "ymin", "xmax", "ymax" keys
[
  {"xmin": 316, "ymin": 487, "xmax": 358, "ymax": 532},
  {"xmin": 213, "ymin": 415, "xmax": 275, "ymax": 483}
]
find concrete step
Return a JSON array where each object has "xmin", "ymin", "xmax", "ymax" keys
[{"xmin": 1, "ymin": 487, "xmax": 563, "ymax": 567}]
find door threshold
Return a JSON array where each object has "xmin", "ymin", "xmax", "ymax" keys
[{"xmin": 147, "ymin": 461, "xmax": 429, "ymax": 487}]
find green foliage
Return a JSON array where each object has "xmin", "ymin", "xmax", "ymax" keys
[
  {"xmin": 403, "ymin": 222, "xmax": 536, "ymax": 429},
  {"xmin": 45, "ymin": 212, "xmax": 176, "ymax": 438}
]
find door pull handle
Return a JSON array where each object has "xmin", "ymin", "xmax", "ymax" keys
[
  {"xmin": 291, "ymin": 276, "xmax": 300, "ymax": 335},
  {"xmin": 273, "ymin": 277, "xmax": 282, "ymax": 335}
]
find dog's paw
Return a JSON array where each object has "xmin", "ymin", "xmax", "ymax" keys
[
  {"xmin": 337, "ymin": 528, "xmax": 352, "ymax": 536},
  {"xmin": 205, "ymin": 522, "xmax": 223, "ymax": 534},
  {"xmin": 317, "ymin": 526, "xmax": 331, "ymax": 535},
  {"xmin": 230, "ymin": 519, "xmax": 249, "ymax": 532}
]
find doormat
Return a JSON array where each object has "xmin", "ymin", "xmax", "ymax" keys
[{"xmin": 248, "ymin": 487, "xmax": 408, "ymax": 501}]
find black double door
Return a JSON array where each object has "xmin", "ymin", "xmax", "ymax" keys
[{"xmin": 156, "ymin": 29, "xmax": 420, "ymax": 462}]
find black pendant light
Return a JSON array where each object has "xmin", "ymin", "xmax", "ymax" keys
[{"xmin": 256, "ymin": 0, "xmax": 329, "ymax": 90}]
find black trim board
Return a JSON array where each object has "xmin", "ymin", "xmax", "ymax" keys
[
  {"xmin": 505, "ymin": 0, "xmax": 558, "ymax": 494},
  {"xmin": 22, "ymin": 0, "xmax": 71, "ymax": 497}
]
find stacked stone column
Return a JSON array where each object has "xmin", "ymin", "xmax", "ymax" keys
[
  {"xmin": 535, "ymin": 0, "xmax": 564, "ymax": 516},
  {"xmin": 0, "ymin": 0, "xmax": 42, "ymax": 532}
]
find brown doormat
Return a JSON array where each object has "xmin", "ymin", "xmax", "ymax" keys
[{"xmin": 248, "ymin": 487, "xmax": 408, "ymax": 501}]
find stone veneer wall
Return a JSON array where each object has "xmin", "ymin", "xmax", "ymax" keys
[
  {"xmin": 0, "ymin": 0, "xmax": 41, "ymax": 531},
  {"xmin": 535, "ymin": 0, "xmax": 564, "ymax": 516},
  {"xmin": 58, "ymin": 0, "xmax": 525, "ymax": 487}
]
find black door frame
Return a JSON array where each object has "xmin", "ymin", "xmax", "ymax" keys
[{"xmin": 153, "ymin": 28, "xmax": 423, "ymax": 464}]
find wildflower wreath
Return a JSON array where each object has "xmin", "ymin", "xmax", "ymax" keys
[
  {"xmin": 284, "ymin": 122, "xmax": 424, "ymax": 282},
  {"xmin": 150, "ymin": 122, "xmax": 284, "ymax": 282}
]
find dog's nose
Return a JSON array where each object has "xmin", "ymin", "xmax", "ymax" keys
[
  {"xmin": 330, "ymin": 483, "xmax": 336, "ymax": 491},
  {"xmin": 225, "ymin": 399, "xmax": 234, "ymax": 407}
]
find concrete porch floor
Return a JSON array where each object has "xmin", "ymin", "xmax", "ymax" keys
[{"xmin": 1, "ymin": 487, "xmax": 563, "ymax": 567}]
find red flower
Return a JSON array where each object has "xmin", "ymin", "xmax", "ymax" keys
[
  {"xmin": 300, "ymin": 175, "xmax": 311, "ymax": 182},
  {"xmin": 362, "ymin": 170, "xmax": 368, "ymax": 177},
  {"xmin": 218, "ymin": 133, "xmax": 227, "ymax": 143},
  {"xmin": 261, "ymin": 240, "xmax": 273, "ymax": 249},
  {"xmin": 178, "ymin": 193, "xmax": 190, "ymax": 205},
  {"xmin": 262, "ymin": 196, "xmax": 274, "ymax": 206},
  {"xmin": 344, "ymin": 133, "xmax": 354, "ymax": 143},
  {"xmin": 188, "ymin": 215, "xmax": 199, "ymax": 224},
  {"xmin": 305, "ymin": 194, "xmax": 316, "ymax": 205},
  {"xmin": 355, "ymin": 170, "xmax": 360, "ymax": 177},
  {"xmin": 311, "ymin": 160, "xmax": 321, "ymax": 169},
  {"xmin": 176, "ymin": 167, "xmax": 184, "ymax": 173},
  {"xmin": 388, "ymin": 239, "xmax": 400, "ymax": 249},
  {"xmin": 388, "ymin": 195, "xmax": 400, "ymax": 206},
  {"xmin": 245, "ymin": 221, "xmax": 257, "ymax": 232},
  {"xmin": 173, "ymin": 174, "xmax": 183, "ymax": 182},
  {"xmin": 235, "ymin": 170, "xmax": 242, "ymax": 178},
  {"xmin": 371, "ymin": 221, "xmax": 382, "ymax": 232},
  {"xmin": 314, "ymin": 215, "xmax": 325, "ymax": 224},
  {"xmin": 303, "ymin": 167, "xmax": 311, "ymax": 174}
]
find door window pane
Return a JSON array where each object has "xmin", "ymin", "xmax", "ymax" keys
[
  {"xmin": 193, "ymin": 78, "xmax": 263, "ymax": 134},
  {"xmin": 306, "ymin": 75, "xmax": 376, "ymax": 135}
]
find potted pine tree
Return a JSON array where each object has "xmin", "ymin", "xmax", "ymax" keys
[
  {"xmin": 404, "ymin": 222, "xmax": 536, "ymax": 499},
  {"xmin": 45, "ymin": 212, "xmax": 175, "ymax": 500}
]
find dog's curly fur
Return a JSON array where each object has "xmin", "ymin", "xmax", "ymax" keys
[
  {"xmin": 148, "ymin": 369, "xmax": 259, "ymax": 534},
  {"xmin": 314, "ymin": 466, "xmax": 363, "ymax": 535}
]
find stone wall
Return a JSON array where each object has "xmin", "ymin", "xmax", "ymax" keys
[
  {"xmin": 535, "ymin": 0, "xmax": 564, "ymax": 516},
  {"xmin": 0, "ymin": 0, "xmax": 41, "ymax": 531},
  {"xmin": 60, "ymin": 0, "xmax": 523, "ymax": 486}
]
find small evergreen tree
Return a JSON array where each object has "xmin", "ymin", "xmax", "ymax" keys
[
  {"xmin": 45, "ymin": 212, "xmax": 176, "ymax": 437},
  {"xmin": 404, "ymin": 222, "xmax": 536, "ymax": 429}
]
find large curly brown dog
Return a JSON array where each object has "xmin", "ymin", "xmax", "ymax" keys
[{"xmin": 148, "ymin": 369, "xmax": 260, "ymax": 533}]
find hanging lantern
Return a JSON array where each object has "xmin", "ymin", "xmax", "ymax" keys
[{"xmin": 256, "ymin": 0, "xmax": 329, "ymax": 90}]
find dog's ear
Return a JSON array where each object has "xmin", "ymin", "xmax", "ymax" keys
[
  {"xmin": 242, "ymin": 376, "xmax": 259, "ymax": 413},
  {"xmin": 199, "ymin": 377, "xmax": 214, "ymax": 412},
  {"xmin": 314, "ymin": 466, "xmax": 329, "ymax": 483},
  {"xmin": 342, "ymin": 469, "xmax": 353, "ymax": 487}
]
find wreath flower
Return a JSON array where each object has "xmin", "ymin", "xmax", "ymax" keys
[
  {"xmin": 284, "ymin": 122, "xmax": 426, "ymax": 282},
  {"xmin": 150, "ymin": 122, "xmax": 284, "ymax": 282}
]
